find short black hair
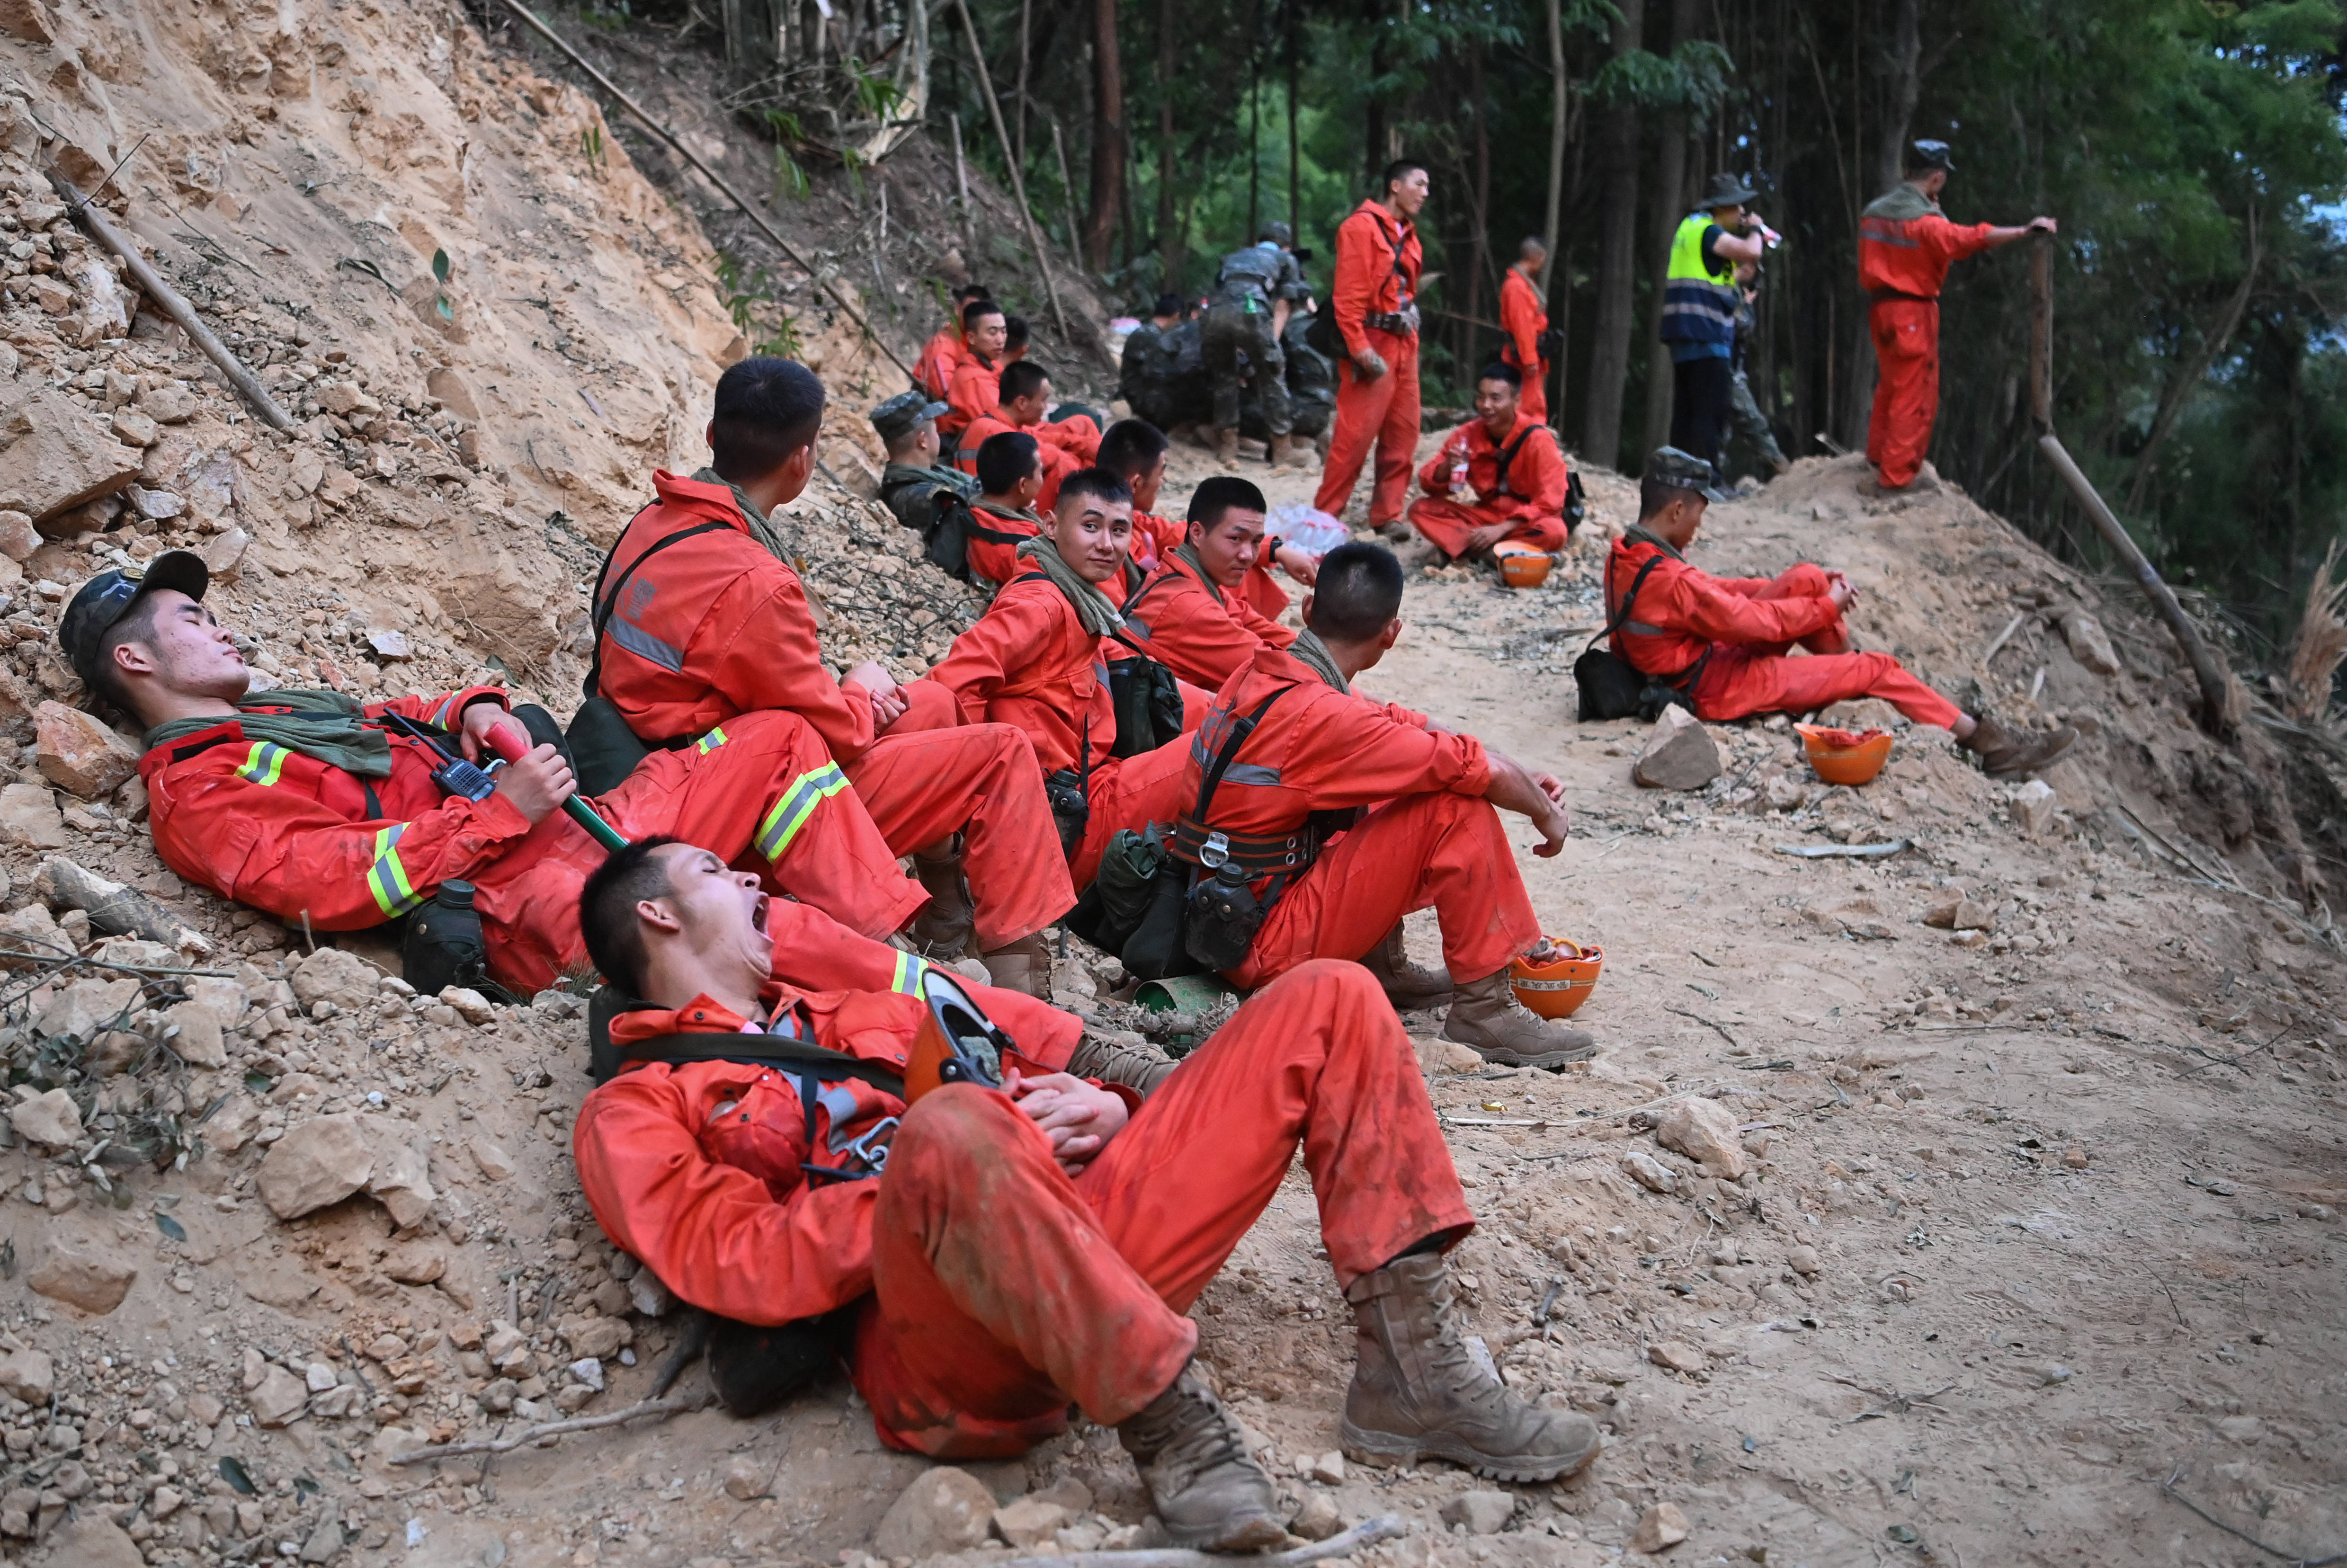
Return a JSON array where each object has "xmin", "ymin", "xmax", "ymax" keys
[
  {"xmin": 1003, "ymin": 316, "xmax": 1031, "ymax": 353},
  {"xmin": 1306, "ymin": 542, "xmax": 1403, "ymax": 642},
  {"xmin": 976, "ymin": 431, "xmax": 1041, "ymax": 494},
  {"xmin": 1639, "ymin": 477, "xmax": 1707, "ymax": 520},
  {"xmin": 89, "ymin": 592, "xmax": 171, "ymax": 720},
  {"xmin": 963, "ymin": 298, "xmax": 1004, "ymax": 330},
  {"xmin": 1186, "ymin": 475, "xmax": 1267, "ymax": 533},
  {"xmin": 1519, "ymin": 235, "xmax": 1547, "ymax": 260},
  {"xmin": 1097, "ymin": 418, "xmax": 1169, "ymax": 480},
  {"xmin": 710, "ymin": 357, "xmax": 825, "ymax": 482},
  {"xmin": 1056, "ymin": 467, "xmax": 1132, "ymax": 509},
  {"xmin": 954, "ymin": 282, "xmax": 991, "ymax": 303},
  {"xmin": 1478, "ymin": 362, "xmax": 1521, "ymax": 389},
  {"xmin": 579, "ymin": 835, "xmax": 683, "ymax": 1000},
  {"xmin": 999, "ymin": 360, "xmax": 1050, "ymax": 404},
  {"xmin": 1152, "ymin": 292, "xmax": 1181, "ymax": 316},
  {"xmin": 1382, "ymin": 158, "xmax": 1426, "ymax": 192}
]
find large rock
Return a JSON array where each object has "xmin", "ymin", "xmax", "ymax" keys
[
  {"xmin": 1633, "ymin": 706, "xmax": 1722, "ymax": 791},
  {"xmin": 27, "ymin": 1241, "xmax": 135, "ymax": 1313},
  {"xmin": 2057, "ymin": 608, "xmax": 2122, "ymax": 675},
  {"xmin": 2011, "ymin": 779, "xmax": 2059, "ymax": 836},
  {"xmin": 555, "ymin": 1314, "xmax": 631, "ymax": 1360},
  {"xmin": 291, "ymin": 947, "xmax": 381, "ymax": 1011},
  {"xmin": 366, "ymin": 1137, "xmax": 437, "ymax": 1229},
  {"xmin": 0, "ymin": 389, "xmax": 143, "ymax": 527},
  {"xmin": 872, "ymin": 1467, "xmax": 997, "ymax": 1559},
  {"xmin": 1922, "ymin": 896, "xmax": 1994, "ymax": 932},
  {"xmin": 991, "ymin": 1497, "xmax": 1067, "ymax": 1548},
  {"xmin": 165, "ymin": 1001, "xmax": 227, "ymax": 1068},
  {"xmin": 1656, "ymin": 1096, "xmax": 1748, "ymax": 1180},
  {"xmin": 1439, "ymin": 1490, "xmax": 1516, "ymax": 1535},
  {"xmin": 1630, "ymin": 1501, "xmax": 1689, "ymax": 1554},
  {"xmin": 0, "ymin": 783, "xmax": 65, "ymax": 849},
  {"xmin": 38, "ymin": 1515, "xmax": 144, "ymax": 1568},
  {"xmin": 35, "ymin": 976, "xmax": 140, "ymax": 1041},
  {"xmin": 257, "ymin": 1114, "xmax": 375, "ymax": 1219},
  {"xmin": 0, "ymin": 1348, "xmax": 53, "ymax": 1402},
  {"xmin": 248, "ymin": 1363, "xmax": 309, "ymax": 1427},
  {"xmin": 36, "ymin": 703, "xmax": 142, "ymax": 799},
  {"xmin": 10, "ymin": 1087, "xmax": 82, "ymax": 1148}
]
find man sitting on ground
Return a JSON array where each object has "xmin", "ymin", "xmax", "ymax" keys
[
  {"xmin": 1178, "ymin": 543, "xmax": 1596, "ymax": 1067},
  {"xmin": 917, "ymin": 283, "xmax": 992, "ymax": 401},
  {"xmin": 1407, "ymin": 362, "xmax": 1570, "ymax": 578},
  {"xmin": 571, "ymin": 838, "xmax": 1600, "ymax": 1544},
  {"xmin": 954, "ymin": 361, "xmax": 1102, "ymax": 515},
  {"xmin": 924, "ymin": 469, "xmax": 1196, "ymax": 887},
  {"xmin": 1096, "ymin": 417, "xmax": 1188, "ymax": 574},
  {"xmin": 872, "ymin": 390, "xmax": 980, "ymax": 545},
  {"xmin": 966, "ymin": 431, "xmax": 1048, "ymax": 593},
  {"xmin": 1118, "ymin": 475, "xmax": 1298, "ymax": 692},
  {"xmin": 942, "ymin": 299, "xmax": 1009, "ymax": 440},
  {"xmin": 66, "ymin": 553, "xmax": 931, "ymax": 994},
  {"xmin": 1117, "ymin": 294, "xmax": 1188, "ymax": 434},
  {"xmin": 1612, "ymin": 447, "xmax": 2077, "ymax": 775},
  {"xmin": 591, "ymin": 358, "xmax": 1077, "ymax": 995}
]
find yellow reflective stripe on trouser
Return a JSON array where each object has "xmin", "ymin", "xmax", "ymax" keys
[
  {"xmin": 235, "ymin": 742, "xmax": 289, "ymax": 787},
  {"xmin": 890, "ymin": 949, "xmax": 928, "ymax": 995},
  {"xmin": 754, "ymin": 764, "xmax": 850, "ymax": 862},
  {"xmin": 695, "ymin": 726, "xmax": 729, "ymax": 755},
  {"xmin": 366, "ymin": 824, "xmax": 425, "ymax": 917}
]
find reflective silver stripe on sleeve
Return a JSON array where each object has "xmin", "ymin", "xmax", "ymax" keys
[{"xmin": 609, "ymin": 616, "xmax": 687, "ymax": 673}]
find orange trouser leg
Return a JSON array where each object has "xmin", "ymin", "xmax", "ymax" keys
[
  {"xmin": 1241, "ymin": 560, "xmax": 1289, "ymax": 622},
  {"xmin": 474, "ymin": 710, "xmax": 923, "ymax": 990},
  {"xmin": 1407, "ymin": 498, "xmax": 1568, "ymax": 557},
  {"xmin": 1312, "ymin": 330, "xmax": 1419, "ymax": 523},
  {"xmin": 1868, "ymin": 299, "xmax": 1939, "ymax": 487},
  {"xmin": 1695, "ymin": 644, "xmax": 1962, "ymax": 727},
  {"xmin": 853, "ymin": 960, "xmax": 1472, "ymax": 1458},
  {"xmin": 1518, "ymin": 361, "xmax": 1547, "ymax": 423},
  {"xmin": 1071, "ymin": 733, "xmax": 1194, "ymax": 888},
  {"xmin": 1230, "ymin": 792, "xmax": 1541, "ymax": 991},
  {"xmin": 1740, "ymin": 564, "xmax": 1853, "ymax": 656},
  {"xmin": 844, "ymin": 724, "xmax": 1076, "ymax": 950}
]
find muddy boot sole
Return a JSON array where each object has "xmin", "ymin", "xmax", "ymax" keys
[
  {"xmin": 1339, "ymin": 1416, "xmax": 1603, "ymax": 1484},
  {"xmin": 1161, "ymin": 1509, "xmax": 1288, "ymax": 1552}
]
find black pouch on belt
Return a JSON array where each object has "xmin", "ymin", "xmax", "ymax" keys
[
  {"xmin": 1044, "ymin": 768, "xmax": 1089, "ymax": 857},
  {"xmin": 1183, "ymin": 859, "xmax": 1266, "ymax": 973}
]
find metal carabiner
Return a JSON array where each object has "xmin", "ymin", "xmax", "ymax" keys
[
  {"xmin": 843, "ymin": 1115, "xmax": 900, "ymax": 1176},
  {"xmin": 1198, "ymin": 830, "xmax": 1231, "ymax": 870}
]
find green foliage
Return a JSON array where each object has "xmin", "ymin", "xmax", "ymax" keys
[
  {"xmin": 579, "ymin": 124, "xmax": 605, "ymax": 172},
  {"xmin": 715, "ymin": 251, "xmax": 804, "ymax": 358}
]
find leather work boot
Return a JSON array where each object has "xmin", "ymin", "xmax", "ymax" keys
[
  {"xmin": 906, "ymin": 837, "xmax": 973, "ymax": 958},
  {"xmin": 1959, "ymin": 714, "xmax": 2079, "ymax": 779},
  {"xmin": 1440, "ymin": 970, "xmax": 1595, "ymax": 1069},
  {"xmin": 977, "ymin": 932, "xmax": 1052, "ymax": 998},
  {"xmin": 1067, "ymin": 1031, "xmax": 1179, "ymax": 1097},
  {"xmin": 1342, "ymin": 1251, "xmax": 1603, "ymax": 1482},
  {"xmin": 1118, "ymin": 1363, "xmax": 1285, "ymax": 1550},
  {"xmin": 1214, "ymin": 426, "xmax": 1240, "ymax": 466},
  {"xmin": 1268, "ymin": 432, "xmax": 1308, "ymax": 471},
  {"xmin": 1360, "ymin": 923, "xmax": 1452, "ymax": 1009}
]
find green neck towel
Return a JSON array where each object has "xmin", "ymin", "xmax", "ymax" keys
[{"xmin": 145, "ymin": 688, "xmax": 393, "ymax": 778}]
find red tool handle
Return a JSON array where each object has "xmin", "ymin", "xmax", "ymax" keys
[{"xmin": 480, "ymin": 720, "xmax": 629, "ymax": 851}]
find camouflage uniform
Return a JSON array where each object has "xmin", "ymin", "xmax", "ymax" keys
[
  {"xmin": 1726, "ymin": 291, "xmax": 1787, "ymax": 473},
  {"xmin": 878, "ymin": 460, "xmax": 980, "ymax": 538},
  {"xmin": 1240, "ymin": 312, "xmax": 1336, "ymax": 442},
  {"xmin": 1202, "ymin": 238, "xmax": 1310, "ymax": 437}
]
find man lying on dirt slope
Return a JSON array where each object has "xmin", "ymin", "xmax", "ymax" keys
[{"xmin": 570, "ymin": 837, "xmax": 1601, "ymax": 1551}]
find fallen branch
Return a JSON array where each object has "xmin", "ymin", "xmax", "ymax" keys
[
  {"xmin": 1005, "ymin": 1515, "xmax": 1408, "ymax": 1568},
  {"xmin": 1981, "ymin": 612, "xmax": 2029, "ymax": 666},
  {"xmin": 37, "ymin": 858, "xmax": 215, "ymax": 957},
  {"xmin": 389, "ymin": 1391, "xmax": 708, "ymax": 1464},
  {"xmin": 45, "ymin": 172, "xmax": 294, "ymax": 431},
  {"xmin": 1663, "ymin": 1005, "xmax": 1743, "ymax": 1050},
  {"xmin": 2159, "ymin": 1464, "xmax": 2347, "ymax": 1567}
]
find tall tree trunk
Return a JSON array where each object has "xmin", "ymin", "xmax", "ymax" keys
[
  {"xmin": 1287, "ymin": 0, "xmax": 1300, "ymax": 232},
  {"xmin": 2124, "ymin": 210, "xmax": 2262, "ymax": 513},
  {"xmin": 1640, "ymin": 0, "xmax": 1701, "ymax": 456},
  {"xmin": 1081, "ymin": 0, "xmax": 1124, "ymax": 270},
  {"xmin": 1464, "ymin": 45, "xmax": 1490, "ymax": 378},
  {"xmin": 1246, "ymin": 0, "xmax": 1261, "ymax": 241},
  {"xmin": 1581, "ymin": 0, "xmax": 1645, "ymax": 469},
  {"xmin": 1364, "ymin": 35, "xmax": 1387, "ymax": 184},
  {"xmin": 1540, "ymin": 0, "xmax": 1566, "ymax": 294},
  {"xmin": 1157, "ymin": 0, "xmax": 1177, "ymax": 289},
  {"xmin": 1874, "ymin": 0, "xmax": 1919, "ymax": 193},
  {"xmin": 1014, "ymin": 0, "xmax": 1031, "ymax": 172}
]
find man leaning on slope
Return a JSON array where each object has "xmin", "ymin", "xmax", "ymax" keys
[
  {"xmin": 570, "ymin": 837, "xmax": 1600, "ymax": 1553},
  {"xmin": 1608, "ymin": 446, "xmax": 2078, "ymax": 775}
]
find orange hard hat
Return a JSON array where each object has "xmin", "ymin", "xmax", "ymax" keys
[
  {"xmin": 1795, "ymin": 723, "xmax": 1893, "ymax": 786},
  {"xmin": 1511, "ymin": 939, "xmax": 1603, "ymax": 1019},
  {"xmin": 1499, "ymin": 552, "xmax": 1553, "ymax": 589}
]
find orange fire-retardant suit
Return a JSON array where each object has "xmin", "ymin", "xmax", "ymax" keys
[
  {"xmin": 1606, "ymin": 536, "xmax": 1963, "ymax": 726},
  {"xmin": 1498, "ymin": 268, "xmax": 1549, "ymax": 423},
  {"xmin": 917, "ymin": 324, "xmax": 970, "ymax": 404},
  {"xmin": 574, "ymin": 959, "xmax": 1472, "ymax": 1458},
  {"xmin": 964, "ymin": 499, "xmax": 1046, "ymax": 593},
  {"xmin": 955, "ymin": 411, "xmax": 1103, "ymax": 516},
  {"xmin": 1180, "ymin": 646, "xmax": 1542, "ymax": 991},
  {"xmin": 1858, "ymin": 186, "xmax": 1997, "ymax": 489},
  {"xmin": 923, "ymin": 572, "xmax": 1203, "ymax": 887},
  {"xmin": 1116, "ymin": 546, "xmax": 1296, "ymax": 691},
  {"xmin": 945, "ymin": 355, "xmax": 1001, "ymax": 438},
  {"xmin": 1313, "ymin": 200, "xmax": 1423, "ymax": 526},
  {"xmin": 140, "ymin": 693, "xmax": 924, "ymax": 993},
  {"xmin": 1127, "ymin": 516, "xmax": 1288, "ymax": 624},
  {"xmin": 1406, "ymin": 413, "xmax": 1571, "ymax": 561},
  {"xmin": 594, "ymin": 472, "xmax": 1076, "ymax": 951}
]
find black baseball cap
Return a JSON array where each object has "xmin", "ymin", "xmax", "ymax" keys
[{"xmin": 60, "ymin": 550, "xmax": 210, "ymax": 692}]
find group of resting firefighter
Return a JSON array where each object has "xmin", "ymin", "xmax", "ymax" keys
[{"xmin": 59, "ymin": 324, "xmax": 2079, "ymax": 1546}]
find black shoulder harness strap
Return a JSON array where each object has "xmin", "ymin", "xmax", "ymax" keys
[
  {"xmin": 581, "ymin": 516, "xmax": 734, "ymax": 698},
  {"xmin": 1192, "ymin": 689, "xmax": 1285, "ymax": 827},
  {"xmin": 1591, "ymin": 552, "xmax": 1670, "ymax": 658},
  {"xmin": 617, "ymin": 1031, "xmax": 909, "ymax": 1186},
  {"xmin": 1492, "ymin": 426, "xmax": 1546, "ymax": 499}
]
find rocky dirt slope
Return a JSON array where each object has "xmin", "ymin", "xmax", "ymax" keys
[{"xmin": 0, "ymin": 0, "xmax": 2341, "ymax": 1565}]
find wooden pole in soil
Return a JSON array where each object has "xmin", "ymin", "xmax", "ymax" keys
[
  {"xmin": 948, "ymin": 0, "xmax": 1071, "ymax": 342},
  {"xmin": 1050, "ymin": 119, "xmax": 1083, "ymax": 267},
  {"xmin": 2026, "ymin": 231, "xmax": 2234, "ymax": 735},
  {"xmin": 951, "ymin": 113, "xmax": 974, "ymax": 267}
]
